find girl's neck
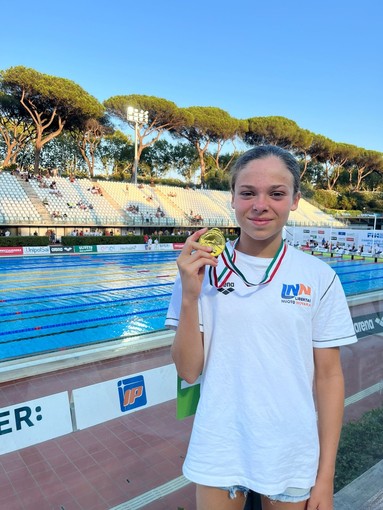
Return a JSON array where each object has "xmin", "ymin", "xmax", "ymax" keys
[{"xmin": 235, "ymin": 234, "xmax": 284, "ymax": 258}]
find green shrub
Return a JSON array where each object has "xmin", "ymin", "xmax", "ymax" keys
[
  {"xmin": 335, "ymin": 407, "xmax": 383, "ymax": 492},
  {"xmin": 0, "ymin": 236, "xmax": 49, "ymax": 247}
]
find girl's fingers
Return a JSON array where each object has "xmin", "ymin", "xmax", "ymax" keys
[
  {"xmin": 182, "ymin": 229, "xmax": 214, "ymax": 256},
  {"xmin": 189, "ymin": 228, "xmax": 208, "ymax": 242}
]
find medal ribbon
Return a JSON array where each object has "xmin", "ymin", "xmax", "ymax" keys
[{"xmin": 209, "ymin": 239, "xmax": 287, "ymax": 289}]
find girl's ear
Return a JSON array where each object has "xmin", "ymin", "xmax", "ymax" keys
[{"xmin": 291, "ymin": 191, "xmax": 301, "ymax": 211}]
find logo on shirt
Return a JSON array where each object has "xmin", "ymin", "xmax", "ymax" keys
[
  {"xmin": 217, "ymin": 282, "xmax": 235, "ymax": 295},
  {"xmin": 281, "ymin": 283, "xmax": 312, "ymax": 306},
  {"xmin": 117, "ymin": 375, "xmax": 147, "ymax": 412}
]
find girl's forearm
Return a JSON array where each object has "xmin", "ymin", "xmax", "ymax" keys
[{"xmin": 171, "ymin": 297, "xmax": 204, "ymax": 384}]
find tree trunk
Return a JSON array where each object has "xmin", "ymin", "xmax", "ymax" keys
[{"xmin": 34, "ymin": 146, "xmax": 41, "ymax": 174}]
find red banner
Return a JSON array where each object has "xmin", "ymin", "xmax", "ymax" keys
[{"xmin": 0, "ymin": 247, "xmax": 23, "ymax": 256}]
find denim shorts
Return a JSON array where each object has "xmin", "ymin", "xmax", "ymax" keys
[{"xmin": 222, "ymin": 485, "xmax": 311, "ymax": 503}]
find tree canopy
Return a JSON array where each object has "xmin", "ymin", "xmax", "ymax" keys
[
  {"xmin": 1, "ymin": 66, "xmax": 104, "ymax": 172},
  {"xmin": 0, "ymin": 65, "xmax": 382, "ymax": 199},
  {"xmin": 170, "ymin": 106, "xmax": 240, "ymax": 183}
]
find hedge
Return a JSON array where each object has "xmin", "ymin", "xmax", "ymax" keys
[
  {"xmin": 335, "ymin": 406, "xmax": 383, "ymax": 492},
  {"xmin": 0, "ymin": 236, "xmax": 49, "ymax": 247}
]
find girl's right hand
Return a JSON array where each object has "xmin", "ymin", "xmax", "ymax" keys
[{"xmin": 177, "ymin": 228, "xmax": 218, "ymax": 300}]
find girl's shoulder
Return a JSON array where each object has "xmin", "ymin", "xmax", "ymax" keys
[{"xmin": 286, "ymin": 245, "xmax": 336, "ymax": 275}]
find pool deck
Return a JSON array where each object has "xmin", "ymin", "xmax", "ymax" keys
[
  {"xmin": 0, "ymin": 337, "xmax": 198, "ymax": 510},
  {"xmin": 0, "ymin": 286, "xmax": 382, "ymax": 509}
]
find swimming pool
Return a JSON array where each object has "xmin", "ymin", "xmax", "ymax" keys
[
  {"xmin": 1, "ymin": 251, "xmax": 382, "ymax": 362},
  {"xmin": 317, "ymin": 256, "xmax": 383, "ymax": 295},
  {"xmin": 0, "ymin": 251, "xmax": 178, "ymax": 361}
]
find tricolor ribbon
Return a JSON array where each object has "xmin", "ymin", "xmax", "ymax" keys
[{"xmin": 209, "ymin": 239, "xmax": 287, "ymax": 289}]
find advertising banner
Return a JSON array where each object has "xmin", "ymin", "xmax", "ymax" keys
[
  {"xmin": 97, "ymin": 244, "xmax": 142, "ymax": 253},
  {"xmin": 72, "ymin": 364, "xmax": 177, "ymax": 429},
  {"xmin": 0, "ymin": 247, "xmax": 23, "ymax": 256},
  {"xmin": 74, "ymin": 245, "xmax": 98, "ymax": 253},
  {"xmin": 353, "ymin": 312, "xmax": 383, "ymax": 339},
  {"xmin": 49, "ymin": 246, "xmax": 74, "ymax": 254},
  {"xmin": 177, "ymin": 375, "xmax": 201, "ymax": 420},
  {"xmin": 157, "ymin": 243, "xmax": 174, "ymax": 251},
  {"xmin": 0, "ymin": 392, "xmax": 72, "ymax": 455},
  {"xmin": 23, "ymin": 246, "xmax": 51, "ymax": 256}
]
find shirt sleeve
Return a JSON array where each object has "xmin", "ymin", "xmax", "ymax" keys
[
  {"xmin": 165, "ymin": 272, "xmax": 204, "ymax": 332},
  {"xmin": 165, "ymin": 273, "xmax": 182, "ymax": 330},
  {"xmin": 312, "ymin": 273, "xmax": 357, "ymax": 348}
]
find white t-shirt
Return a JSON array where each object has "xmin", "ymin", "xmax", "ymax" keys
[{"xmin": 165, "ymin": 243, "xmax": 357, "ymax": 495}]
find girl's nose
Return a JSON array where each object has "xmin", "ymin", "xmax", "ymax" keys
[{"xmin": 252, "ymin": 196, "xmax": 268, "ymax": 212}]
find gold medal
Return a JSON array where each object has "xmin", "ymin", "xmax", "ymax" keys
[{"xmin": 198, "ymin": 228, "xmax": 226, "ymax": 257}]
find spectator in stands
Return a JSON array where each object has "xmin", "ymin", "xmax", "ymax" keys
[{"xmin": 166, "ymin": 145, "xmax": 357, "ymax": 510}]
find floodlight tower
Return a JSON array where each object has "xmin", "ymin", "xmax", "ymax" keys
[{"xmin": 127, "ymin": 106, "xmax": 149, "ymax": 185}]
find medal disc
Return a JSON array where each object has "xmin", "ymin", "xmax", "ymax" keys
[{"xmin": 198, "ymin": 228, "xmax": 226, "ymax": 257}]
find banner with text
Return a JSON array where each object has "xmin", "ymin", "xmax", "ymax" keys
[
  {"xmin": 0, "ymin": 392, "xmax": 72, "ymax": 455},
  {"xmin": 72, "ymin": 364, "xmax": 177, "ymax": 429}
]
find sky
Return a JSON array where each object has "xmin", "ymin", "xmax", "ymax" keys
[{"xmin": 2, "ymin": 0, "xmax": 383, "ymax": 153}]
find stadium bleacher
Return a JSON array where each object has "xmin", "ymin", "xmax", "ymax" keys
[
  {"xmin": 0, "ymin": 172, "xmax": 346, "ymax": 229},
  {"xmin": 0, "ymin": 173, "xmax": 41, "ymax": 223}
]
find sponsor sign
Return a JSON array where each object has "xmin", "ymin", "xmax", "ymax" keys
[
  {"xmin": 49, "ymin": 246, "xmax": 74, "ymax": 254},
  {"xmin": 74, "ymin": 245, "xmax": 97, "ymax": 253},
  {"xmin": 0, "ymin": 247, "xmax": 23, "ymax": 256},
  {"xmin": 172, "ymin": 243, "xmax": 185, "ymax": 250},
  {"xmin": 353, "ymin": 312, "xmax": 383, "ymax": 339},
  {"xmin": 157, "ymin": 243, "xmax": 174, "ymax": 251},
  {"xmin": 72, "ymin": 364, "xmax": 177, "ymax": 429},
  {"xmin": 97, "ymin": 244, "xmax": 141, "ymax": 253},
  {"xmin": 0, "ymin": 392, "xmax": 72, "ymax": 455},
  {"xmin": 177, "ymin": 376, "xmax": 201, "ymax": 420},
  {"xmin": 23, "ymin": 246, "xmax": 51, "ymax": 256}
]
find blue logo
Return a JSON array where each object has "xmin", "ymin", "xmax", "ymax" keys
[
  {"xmin": 117, "ymin": 375, "xmax": 147, "ymax": 412},
  {"xmin": 281, "ymin": 283, "xmax": 311, "ymax": 299}
]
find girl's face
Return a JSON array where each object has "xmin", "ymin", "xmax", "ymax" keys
[{"xmin": 231, "ymin": 156, "xmax": 300, "ymax": 257}]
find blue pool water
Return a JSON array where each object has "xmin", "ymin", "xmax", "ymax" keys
[
  {"xmin": 0, "ymin": 251, "xmax": 382, "ymax": 362},
  {"xmin": 0, "ymin": 251, "xmax": 179, "ymax": 361}
]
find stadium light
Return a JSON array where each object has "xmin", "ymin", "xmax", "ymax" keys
[
  {"xmin": 127, "ymin": 106, "xmax": 149, "ymax": 185},
  {"xmin": 372, "ymin": 213, "xmax": 378, "ymax": 254}
]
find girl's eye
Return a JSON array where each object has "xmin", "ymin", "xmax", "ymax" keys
[
  {"xmin": 240, "ymin": 191, "xmax": 253, "ymax": 197},
  {"xmin": 271, "ymin": 192, "xmax": 285, "ymax": 198}
]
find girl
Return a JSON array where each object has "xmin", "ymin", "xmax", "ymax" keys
[{"xmin": 166, "ymin": 145, "xmax": 357, "ymax": 510}]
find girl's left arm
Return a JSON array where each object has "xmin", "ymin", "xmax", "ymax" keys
[{"xmin": 308, "ymin": 347, "xmax": 345, "ymax": 510}]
